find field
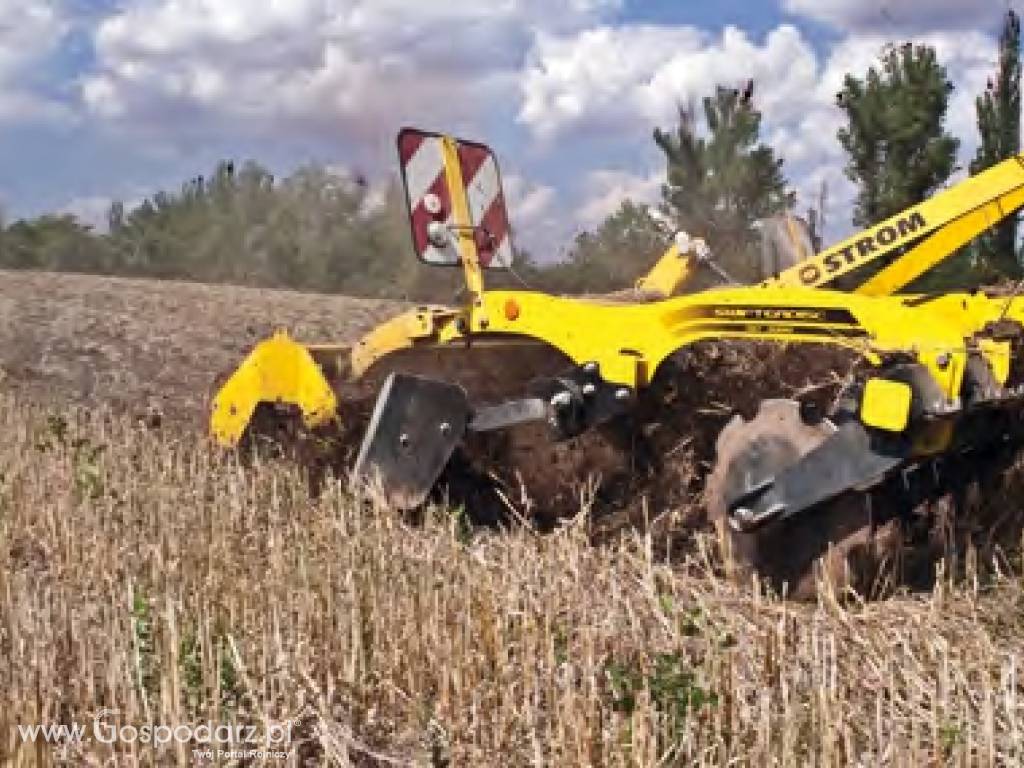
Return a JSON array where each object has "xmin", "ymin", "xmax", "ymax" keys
[
  {"xmin": 0, "ymin": 270, "xmax": 402, "ymax": 425},
  {"xmin": 1, "ymin": 269, "xmax": 1024, "ymax": 765}
]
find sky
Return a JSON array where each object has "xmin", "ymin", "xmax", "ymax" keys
[{"xmin": 0, "ymin": 0, "xmax": 1019, "ymax": 261}]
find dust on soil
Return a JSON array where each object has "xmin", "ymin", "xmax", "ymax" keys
[{"xmin": 0, "ymin": 269, "xmax": 403, "ymax": 426}]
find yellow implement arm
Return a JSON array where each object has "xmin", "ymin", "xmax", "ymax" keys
[
  {"xmin": 639, "ymin": 154, "xmax": 1024, "ymax": 299},
  {"xmin": 211, "ymin": 132, "xmax": 1024, "ymax": 454},
  {"xmin": 768, "ymin": 155, "xmax": 1024, "ymax": 293},
  {"xmin": 634, "ymin": 231, "xmax": 723, "ymax": 298}
]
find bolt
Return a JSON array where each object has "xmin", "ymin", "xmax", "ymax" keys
[
  {"xmin": 583, "ymin": 362, "xmax": 599, "ymax": 374},
  {"xmin": 548, "ymin": 416, "xmax": 560, "ymax": 429},
  {"xmin": 399, "ymin": 433, "xmax": 410, "ymax": 448},
  {"xmin": 735, "ymin": 506, "xmax": 755, "ymax": 523},
  {"xmin": 423, "ymin": 192, "xmax": 442, "ymax": 215},
  {"xmin": 427, "ymin": 220, "xmax": 450, "ymax": 248},
  {"xmin": 614, "ymin": 388, "xmax": 631, "ymax": 401},
  {"xmin": 936, "ymin": 352, "xmax": 952, "ymax": 370},
  {"xmin": 550, "ymin": 391, "xmax": 572, "ymax": 408},
  {"xmin": 439, "ymin": 422, "xmax": 451, "ymax": 436},
  {"xmin": 581, "ymin": 382, "xmax": 596, "ymax": 396}
]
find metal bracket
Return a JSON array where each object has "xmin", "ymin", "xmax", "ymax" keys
[
  {"xmin": 529, "ymin": 363, "xmax": 633, "ymax": 440},
  {"xmin": 469, "ymin": 398, "xmax": 548, "ymax": 432},
  {"xmin": 352, "ymin": 373, "xmax": 470, "ymax": 509},
  {"xmin": 728, "ymin": 421, "xmax": 908, "ymax": 531}
]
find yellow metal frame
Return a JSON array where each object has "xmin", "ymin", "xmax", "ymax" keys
[
  {"xmin": 769, "ymin": 155, "xmax": 1024, "ymax": 292},
  {"xmin": 626, "ymin": 154, "xmax": 1024, "ymax": 299},
  {"xmin": 211, "ymin": 332, "xmax": 338, "ymax": 445},
  {"xmin": 634, "ymin": 241, "xmax": 687, "ymax": 298},
  {"xmin": 349, "ymin": 286, "xmax": 1021, "ymax": 395},
  {"xmin": 211, "ymin": 133, "xmax": 1024, "ymax": 449},
  {"xmin": 858, "ymin": 183, "xmax": 1024, "ymax": 295},
  {"xmin": 215, "ymin": 284, "xmax": 1021, "ymax": 446},
  {"xmin": 440, "ymin": 135, "xmax": 486, "ymax": 307}
]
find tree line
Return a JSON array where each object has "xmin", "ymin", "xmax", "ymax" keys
[{"xmin": 1, "ymin": 11, "xmax": 1020, "ymax": 297}]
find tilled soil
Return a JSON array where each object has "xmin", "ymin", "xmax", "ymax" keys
[
  {"xmin": 0, "ymin": 269, "xmax": 402, "ymax": 425},
  {"xmin": 452, "ymin": 341, "xmax": 862, "ymax": 534},
  {"xmin": 323, "ymin": 335, "xmax": 863, "ymax": 537}
]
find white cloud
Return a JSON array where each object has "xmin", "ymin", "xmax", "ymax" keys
[
  {"xmin": 505, "ymin": 167, "xmax": 662, "ymax": 260},
  {"xmin": 503, "ymin": 173, "xmax": 564, "ymax": 259},
  {"xmin": 59, "ymin": 192, "xmax": 148, "ymax": 232},
  {"xmin": 518, "ymin": 22, "xmax": 1003, "ymax": 242},
  {"xmin": 10, "ymin": 1, "xmax": 1001, "ymax": 253},
  {"xmin": 575, "ymin": 168, "xmax": 661, "ymax": 228},
  {"xmin": 505, "ymin": 174, "xmax": 557, "ymax": 225},
  {"xmin": 783, "ymin": 0, "xmax": 1006, "ymax": 33},
  {"xmin": 82, "ymin": 0, "xmax": 621, "ymax": 155},
  {"xmin": 59, "ymin": 195, "xmax": 116, "ymax": 232},
  {"xmin": 520, "ymin": 25, "xmax": 819, "ymax": 140},
  {"xmin": 519, "ymin": 23, "xmax": 837, "ymax": 231},
  {"xmin": 0, "ymin": 0, "xmax": 70, "ymax": 122}
]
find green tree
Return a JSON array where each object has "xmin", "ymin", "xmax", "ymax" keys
[
  {"xmin": 101, "ymin": 160, "xmax": 416, "ymax": 293},
  {"xmin": 539, "ymin": 201, "xmax": 670, "ymax": 294},
  {"xmin": 0, "ymin": 215, "xmax": 112, "ymax": 272},
  {"xmin": 837, "ymin": 43, "xmax": 960, "ymax": 228},
  {"xmin": 653, "ymin": 86, "xmax": 794, "ymax": 281},
  {"xmin": 971, "ymin": 10, "xmax": 1022, "ymax": 280}
]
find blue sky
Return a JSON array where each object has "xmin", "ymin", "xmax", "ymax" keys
[{"xmin": 0, "ymin": 0, "xmax": 1018, "ymax": 259}]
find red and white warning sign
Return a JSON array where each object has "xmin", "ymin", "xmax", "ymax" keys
[{"xmin": 397, "ymin": 128, "xmax": 514, "ymax": 269}]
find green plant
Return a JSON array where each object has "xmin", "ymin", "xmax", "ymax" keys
[
  {"xmin": 606, "ymin": 652, "xmax": 717, "ymax": 727},
  {"xmin": 70, "ymin": 437, "xmax": 106, "ymax": 501}
]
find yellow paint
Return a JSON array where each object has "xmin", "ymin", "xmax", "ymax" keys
[
  {"xmin": 210, "ymin": 134, "xmax": 1024, "ymax": 450},
  {"xmin": 210, "ymin": 331, "xmax": 337, "ymax": 446},
  {"xmin": 635, "ymin": 242, "xmax": 694, "ymax": 298},
  {"xmin": 769, "ymin": 155, "xmax": 1024, "ymax": 291},
  {"xmin": 212, "ymin": 285, "xmax": 1024, "ymax": 447},
  {"xmin": 858, "ymin": 185, "xmax": 1024, "ymax": 296},
  {"xmin": 860, "ymin": 378, "xmax": 912, "ymax": 432},
  {"xmin": 349, "ymin": 306, "xmax": 454, "ymax": 378},
  {"xmin": 978, "ymin": 338, "xmax": 1012, "ymax": 385},
  {"xmin": 440, "ymin": 135, "xmax": 485, "ymax": 312}
]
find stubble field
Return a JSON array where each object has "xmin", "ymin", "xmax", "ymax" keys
[{"xmin": 1, "ymin": 269, "xmax": 1023, "ymax": 766}]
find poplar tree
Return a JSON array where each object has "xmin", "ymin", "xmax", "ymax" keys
[
  {"xmin": 837, "ymin": 43, "xmax": 959, "ymax": 228},
  {"xmin": 971, "ymin": 10, "xmax": 1022, "ymax": 279}
]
